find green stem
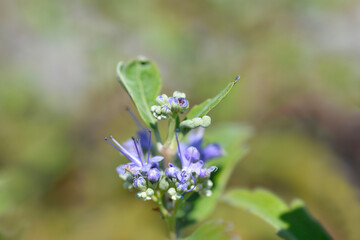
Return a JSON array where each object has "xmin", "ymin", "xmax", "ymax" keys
[
  {"xmin": 167, "ymin": 192, "xmax": 193, "ymax": 239},
  {"xmin": 165, "ymin": 117, "xmax": 177, "ymax": 145},
  {"xmin": 162, "ymin": 117, "xmax": 177, "ymax": 167}
]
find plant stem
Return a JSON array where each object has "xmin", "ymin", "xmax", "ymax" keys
[
  {"xmin": 162, "ymin": 117, "xmax": 177, "ymax": 167},
  {"xmin": 165, "ymin": 117, "xmax": 176, "ymax": 146}
]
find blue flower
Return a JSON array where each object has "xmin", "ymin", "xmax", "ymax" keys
[
  {"xmin": 105, "ymin": 130, "xmax": 163, "ymax": 176},
  {"xmin": 172, "ymin": 131, "xmax": 217, "ymax": 192},
  {"xmin": 182, "ymin": 128, "xmax": 224, "ymax": 162},
  {"xmin": 177, "ymin": 97, "xmax": 189, "ymax": 109}
]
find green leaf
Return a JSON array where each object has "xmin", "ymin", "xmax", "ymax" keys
[
  {"xmin": 185, "ymin": 123, "xmax": 252, "ymax": 222},
  {"xmin": 116, "ymin": 58, "xmax": 162, "ymax": 127},
  {"xmin": 223, "ymin": 188, "xmax": 333, "ymax": 240},
  {"xmin": 182, "ymin": 220, "xmax": 233, "ymax": 240},
  {"xmin": 186, "ymin": 77, "xmax": 239, "ymax": 119}
]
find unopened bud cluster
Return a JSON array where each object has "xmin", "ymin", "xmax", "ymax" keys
[
  {"xmin": 180, "ymin": 115, "xmax": 211, "ymax": 129},
  {"xmin": 151, "ymin": 91, "xmax": 189, "ymax": 120}
]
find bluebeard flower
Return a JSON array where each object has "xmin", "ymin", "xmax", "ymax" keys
[
  {"xmin": 105, "ymin": 130, "xmax": 163, "ymax": 176},
  {"xmin": 181, "ymin": 128, "xmax": 224, "ymax": 162},
  {"xmin": 167, "ymin": 131, "xmax": 218, "ymax": 193}
]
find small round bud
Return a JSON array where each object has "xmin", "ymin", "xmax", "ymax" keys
[
  {"xmin": 200, "ymin": 189, "xmax": 212, "ymax": 197},
  {"xmin": 168, "ymin": 97, "xmax": 178, "ymax": 109},
  {"xmin": 185, "ymin": 147, "xmax": 200, "ymax": 161},
  {"xmin": 168, "ymin": 187, "xmax": 177, "ymax": 196},
  {"xmin": 133, "ymin": 177, "xmax": 146, "ymax": 191},
  {"xmin": 137, "ymin": 191, "xmax": 147, "ymax": 199},
  {"xmin": 201, "ymin": 116, "xmax": 211, "ymax": 128},
  {"xmin": 165, "ymin": 163, "xmax": 179, "ymax": 178},
  {"xmin": 146, "ymin": 188, "xmax": 154, "ymax": 197},
  {"xmin": 192, "ymin": 118, "xmax": 202, "ymax": 127},
  {"xmin": 161, "ymin": 105, "xmax": 171, "ymax": 114},
  {"xmin": 159, "ymin": 178, "xmax": 170, "ymax": 191},
  {"xmin": 147, "ymin": 168, "xmax": 161, "ymax": 182},
  {"xmin": 156, "ymin": 94, "xmax": 169, "ymax": 105},
  {"xmin": 176, "ymin": 182, "xmax": 188, "ymax": 192},
  {"xmin": 204, "ymin": 179, "xmax": 213, "ymax": 188},
  {"xmin": 173, "ymin": 91, "xmax": 186, "ymax": 98},
  {"xmin": 119, "ymin": 171, "xmax": 133, "ymax": 181}
]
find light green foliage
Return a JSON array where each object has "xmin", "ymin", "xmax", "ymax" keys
[
  {"xmin": 182, "ymin": 220, "xmax": 233, "ymax": 240},
  {"xmin": 186, "ymin": 123, "xmax": 253, "ymax": 222},
  {"xmin": 223, "ymin": 189, "xmax": 333, "ymax": 240},
  {"xmin": 116, "ymin": 58, "xmax": 162, "ymax": 127},
  {"xmin": 186, "ymin": 78, "xmax": 239, "ymax": 119}
]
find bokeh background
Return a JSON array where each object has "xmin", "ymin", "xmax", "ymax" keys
[{"xmin": 1, "ymin": 0, "xmax": 360, "ymax": 239}]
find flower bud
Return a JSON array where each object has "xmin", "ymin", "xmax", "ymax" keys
[
  {"xmin": 185, "ymin": 147, "xmax": 200, "ymax": 162},
  {"xmin": 159, "ymin": 177, "xmax": 170, "ymax": 191},
  {"xmin": 180, "ymin": 116, "xmax": 211, "ymax": 129},
  {"xmin": 199, "ymin": 189, "xmax": 212, "ymax": 197},
  {"xmin": 147, "ymin": 168, "xmax": 161, "ymax": 182},
  {"xmin": 203, "ymin": 179, "xmax": 213, "ymax": 189},
  {"xmin": 119, "ymin": 171, "xmax": 133, "ymax": 181},
  {"xmin": 133, "ymin": 176, "xmax": 147, "ymax": 191},
  {"xmin": 168, "ymin": 187, "xmax": 177, "ymax": 196},
  {"xmin": 165, "ymin": 163, "xmax": 180, "ymax": 178},
  {"xmin": 146, "ymin": 188, "xmax": 154, "ymax": 197},
  {"xmin": 201, "ymin": 115, "xmax": 211, "ymax": 128},
  {"xmin": 176, "ymin": 182, "xmax": 188, "ymax": 192},
  {"xmin": 173, "ymin": 91, "xmax": 186, "ymax": 98},
  {"xmin": 156, "ymin": 94, "xmax": 169, "ymax": 105}
]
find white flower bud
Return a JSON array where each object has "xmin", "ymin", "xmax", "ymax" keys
[
  {"xmin": 159, "ymin": 178, "xmax": 170, "ymax": 191},
  {"xmin": 201, "ymin": 116, "xmax": 211, "ymax": 128},
  {"xmin": 168, "ymin": 187, "xmax": 177, "ymax": 196},
  {"xmin": 173, "ymin": 91, "xmax": 186, "ymax": 98},
  {"xmin": 146, "ymin": 188, "xmax": 154, "ymax": 197}
]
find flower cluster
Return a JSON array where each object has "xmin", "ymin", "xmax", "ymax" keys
[
  {"xmin": 150, "ymin": 91, "xmax": 189, "ymax": 120},
  {"xmin": 105, "ymin": 91, "xmax": 224, "ymax": 202},
  {"xmin": 105, "ymin": 129, "xmax": 220, "ymax": 201}
]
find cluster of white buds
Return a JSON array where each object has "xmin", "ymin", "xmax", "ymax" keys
[
  {"xmin": 167, "ymin": 187, "xmax": 182, "ymax": 200},
  {"xmin": 151, "ymin": 91, "xmax": 189, "ymax": 120},
  {"xmin": 197, "ymin": 179, "xmax": 213, "ymax": 197},
  {"xmin": 136, "ymin": 188, "xmax": 155, "ymax": 201}
]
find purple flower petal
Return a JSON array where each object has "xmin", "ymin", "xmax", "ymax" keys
[
  {"xmin": 199, "ymin": 166, "xmax": 217, "ymax": 178},
  {"xmin": 185, "ymin": 146, "xmax": 200, "ymax": 162},
  {"xmin": 203, "ymin": 143, "xmax": 224, "ymax": 161},
  {"xmin": 149, "ymin": 156, "xmax": 164, "ymax": 163}
]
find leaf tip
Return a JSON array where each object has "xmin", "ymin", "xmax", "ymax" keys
[{"xmin": 234, "ymin": 75, "xmax": 240, "ymax": 82}]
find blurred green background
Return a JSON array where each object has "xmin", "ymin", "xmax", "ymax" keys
[{"xmin": 1, "ymin": 0, "xmax": 360, "ymax": 239}]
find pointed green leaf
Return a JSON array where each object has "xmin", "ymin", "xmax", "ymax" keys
[
  {"xmin": 185, "ymin": 123, "xmax": 252, "ymax": 222},
  {"xmin": 182, "ymin": 220, "xmax": 233, "ymax": 240},
  {"xmin": 116, "ymin": 58, "xmax": 161, "ymax": 127},
  {"xmin": 186, "ymin": 77, "xmax": 239, "ymax": 119},
  {"xmin": 223, "ymin": 188, "xmax": 333, "ymax": 240}
]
